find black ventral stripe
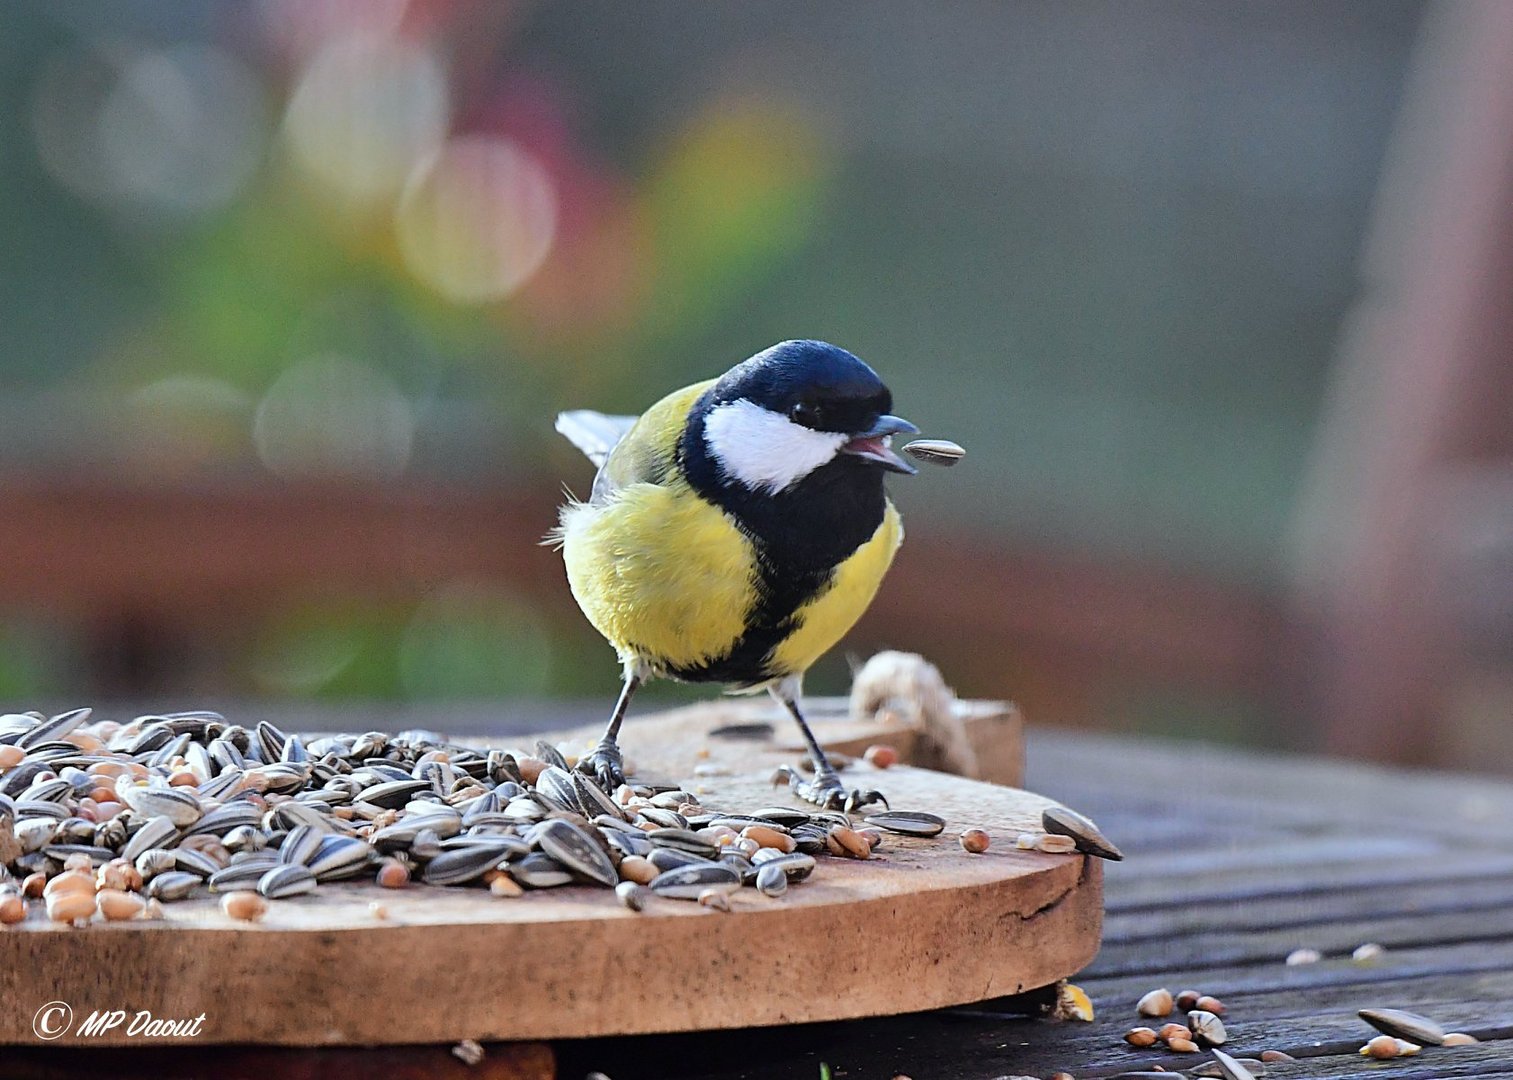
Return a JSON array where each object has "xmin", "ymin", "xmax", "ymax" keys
[
  {"xmin": 663, "ymin": 390, "xmax": 887, "ymax": 686},
  {"xmin": 662, "ymin": 558, "xmax": 835, "ymax": 687}
]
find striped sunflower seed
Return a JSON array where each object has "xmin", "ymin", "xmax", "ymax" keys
[
  {"xmin": 901, "ymin": 438, "xmax": 965, "ymax": 466},
  {"xmin": 648, "ymin": 862, "xmax": 741, "ymax": 900},
  {"xmin": 1041, "ymin": 805, "xmax": 1123, "ymax": 861},
  {"xmin": 507, "ymin": 852, "xmax": 573, "ymax": 889},
  {"xmin": 536, "ymin": 818, "xmax": 616, "ymax": 887},
  {"xmin": 756, "ymin": 863, "xmax": 788, "ymax": 897},
  {"xmin": 278, "ymin": 825, "xmax": 325, "ymax": 866},
  {"xmin": 863, "ymin": 810, "xmax": 946, "ymax": 837},
  {"xmin": 257, "ymin": 863, "xmax": 317, "ymax": 899},
  {"xmin": 419, "ymin": 845, "xmax": 507, "ymax": 886},
  {"xmin": 1358, "ymin": 1008, "xmax": 1445, "ymax": 1047},
  {"xmin": 146, "ymin": 870, "xmax": 201, "ymax": 901}
]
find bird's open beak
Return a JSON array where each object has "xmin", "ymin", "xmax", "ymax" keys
[{"xmin": 840, "ymin": 415, "xmax": 919, "ymax": 474}]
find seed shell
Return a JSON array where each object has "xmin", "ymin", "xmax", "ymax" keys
[
  {"xmin": 508, "ymin": 853, "xmax": 573, "ymax": 889},
  {"xmin": 1205, "ymin": 1050, "xmax": 1258, "ymax": 1080},
  {"xmin": 615, "ymin": 881, "xmax": 651, "ymax": 911},
  {"xmin": 257, "ymin": 863, "xmax": 317, "ymax": 899},
  {"xmin": 1041, "ymin": 805, "xmax": 1123, "ymax": 860},
  {"xmin": 1358, "ymin": 1007, "xmax": 1445, "ymax": 1046},
  {"xmin": 1187, "ymin": 1009, "xmax": 1227, "ymax": 1045},
  {"xmin": 146, "ymin": 870, "xmax": 200, "ymax": 901},
  {"xmin": 536, "ymin": 818, "xmax": 617, "ymax": 887},
  {"xmin": 648, "ymin": 862, "xmax": 741, "ymax": 900},
  {"xmin": 901, "ymin": 438, "xmax": 965, "ymax": 466},
  {"xmin": 863, "ymin": 810, "xmax": 946, "ymax": 837},
  {"xmin": 755, "ymin": 863, "xmax": 788, "ymax": 897}
]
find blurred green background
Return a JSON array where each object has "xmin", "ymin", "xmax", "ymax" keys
[{"xmin": 4, "ymin": 1, "xmax": 1475, "ymax": 761}]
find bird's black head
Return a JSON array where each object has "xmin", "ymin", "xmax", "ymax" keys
[
  {"xmin": 679, "ymin": 340, "xmax": 916, "ymax": 574},
  {"xmin": 688, "ymin": 341, "xmax": 918, "ymax": 496},
  {"xmin": 710, "ymin": 340, "xmax": 895, "ymax": 437}
]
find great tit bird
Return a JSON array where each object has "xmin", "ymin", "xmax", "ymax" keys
[{"xmin": 553, "ymin": 339, "xmax": 919, "ymax": 810}]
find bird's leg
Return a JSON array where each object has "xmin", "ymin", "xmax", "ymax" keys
[
  {"xmin": 578, "ymin": 667, "xmax": 642, "ymax": 792},
  {"xmin": 770, "ymin": 677, "xmax": 887, "ymax": 812}
]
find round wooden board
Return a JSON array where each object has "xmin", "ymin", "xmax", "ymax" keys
[{"xmin": 0, "ymin": 704, "xmax": 1101, "ymax": 1046}]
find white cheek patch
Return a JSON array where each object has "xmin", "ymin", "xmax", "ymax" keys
[{"xmin": 703, "ymin": 400, "xmax": 848, "ymax": 494}]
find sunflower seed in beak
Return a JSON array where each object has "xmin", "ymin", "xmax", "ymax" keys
[{"xmin": 902, "ymin": 439, "xmax": 965, "ymax": 466}]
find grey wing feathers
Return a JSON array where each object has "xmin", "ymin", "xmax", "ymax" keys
[{"xmin": 555, "ymin": 410, "xmax": 639, "ymax": 469}]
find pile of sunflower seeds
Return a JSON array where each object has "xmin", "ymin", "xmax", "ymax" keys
[{"xmin": 0, "ymin": 708, "xmax": 954, "ymax": 923}]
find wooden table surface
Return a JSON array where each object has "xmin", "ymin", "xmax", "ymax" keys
[
  {"xmin": 13, "ymin": 726, "xmax": 1513, "ymax": 1079},
  {"xmin": 554, "ymin": 730, "xmax": 1513, "ymax": 1079}
]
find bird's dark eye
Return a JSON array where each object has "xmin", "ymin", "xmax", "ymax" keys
[{"xmin": 790, "ymin": 401, "xmax": 822, "ymax": 427}]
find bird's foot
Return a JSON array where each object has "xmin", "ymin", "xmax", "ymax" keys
[
  {"xmin": 577, "ymin": 739, "xmax": 626, "ymax": 792},
  {"xmin": 770, "ymin": 764, "xmax": 888, "ymax": 813}
]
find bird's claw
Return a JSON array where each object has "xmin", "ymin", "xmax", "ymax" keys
[
  {"xmin": 578, "ymin": 739, "xmax": 626, "ymax": 792},
  {"xmin": 770, "ymin": 764, "xmax": 887, "ymax": 812},
  {"xmin": 844, "ymin": 788, "xmax": 888, "ymax": 813}
]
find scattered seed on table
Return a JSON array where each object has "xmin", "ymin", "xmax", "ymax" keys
[
  {"xmin": 697, "ymin": 888, "xmax": 731, "ymax": 912},
  {"xmin": 1175, "ymin": 989, "xmax": 1201, "ymax": 1011},
  {"xmin": 43, "ymin": 870, "xmax": 94, "ymax": 900},
  {"xmin": 756, "ymin": 863, "xmax": 787, "ymax": 897},
  {"xmin": 1259, "ymin": 1049, "xmax": 1295, "ymax": 1062},
  {"xmin": 830, "ymin": 826, "xmax": 871, "ymax": 859},
  {"xmin": 1361, "ymin": 1035, "xmax": 1401, "ymax": 1059},
  {"xmin": 221, "ymin": 891, "xmax": 268, "ymax": 922},
  {"xmin": 1358, "ymin": 1007, "xmax": 1445, "ymax": 1046},
  {"xmin": 1040, "ymin": 804, "xmax": 1123, "ymax": 861},
  {"xmin": 1125, "ymin": 1027, "xmax": 1158, "ymax": 1047},
  {"xmin": 863, "ymin": 744, "xmax": 898, "ymax": 769},
  {"xmin": 45, "ymin": 890, "xmax": 95, "ymax": 924},
  {"xmin": 617, "ymin": 855, "xmax": 657, "ymax": 885},
  {"xmin": 0, "ymin": 895, "xmax": 26, "ymax": 924},
  {"xmin": 489, "ymin": 876, "xmax": 523, "ymax": 898},
  {"xmin": 1442, "ymin": 1032, "xmax": 1479, "ymax": 1046},
  {"xmin": 1188, "ymin": 1009, "xmax": 1227, "ymax": 1045},
  {"xmin": 1158, "ymin": 1022, "xmax": 1192, "ymax": 1044},
  {"xmin": 1036, "ymin": 834, "xmax": 1077, "ymax": 854},
  {"xmin": 1206, "ymin": 1049, "xmax": 1258, "ymax": 1080},
  {"xmin": 1137, "ymin": 988, "xmax": 1173, "ymax": 1017},
  {"xmin": 1167, "ymin": 1037, "xmax": 1198, "ymax": 1053},
  {"xmin": 615, "ymin": 881, "xmax": 650, "ymax": 912},
  {"xmin": 451, "ymin": 1038, "xmax": 484, "ymax": 1066},
  {"xmin": 96, "ymin": 889, "xmax": 145, "ymax": 921},
  {"xmin": 4, "ymin": 706, "xmax": 1108, "ymax": 925},
  {"xmin": 1352, "ymin": 941, "xmax": 1385, "ymax": 962},
  {"xmin": 376, "ymin": 860, "xmax": 409, "ymax": 889},
  {"xmin": 960, "ymin": 828, "xmax": 990, "ymax": 854},
  {"xmin": 862, "ymin": 811, "xmax": 945, "ymax": 837},
  {"xmin": 741, "ymin": 825, "xmax": 794, "ymax": 853},
  {"xmin": 1056, "ymin": 983, "xmax": 1094, "ymax": 1022},
  {"xmin": 369, "ymin": 901, "xmax": 389, "ymax": 920},
  {"xmin": 1194, "ymin": 994, "xmax": 1226, "ymax": 1016},
  {"xmin": 1285, "ymin": 947, "xmax": 1321, "ymax": 965}
]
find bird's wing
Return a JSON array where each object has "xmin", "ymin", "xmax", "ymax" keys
[{"xmin": 554, "ymin": 410, "xmax": 640, "ymax": 469}]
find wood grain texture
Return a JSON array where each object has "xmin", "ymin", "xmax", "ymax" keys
[
  {"xmin": 554, "ymin": 730, "xmax": 1513, "ymax": 1079},
  {"xmin": 0, "ymin": 699, "xmax": 1087, "ymax": 1048}
]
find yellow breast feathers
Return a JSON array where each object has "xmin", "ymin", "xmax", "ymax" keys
[
  {"xmin": 561, "ymin": 489, "xmax": 901, "ymax": 682},
  {"xmin": 557, "ymin": 378, "xmax": 902, "ymax": 683}
]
